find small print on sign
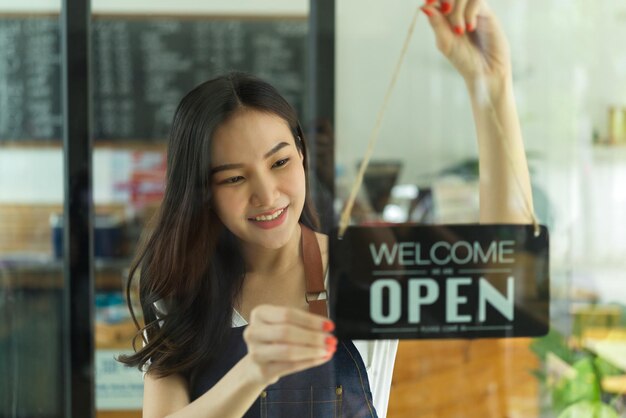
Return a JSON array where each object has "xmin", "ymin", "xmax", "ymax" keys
[{"xmin": 329, "ymin": 224, "xmax": 549, "ymax": 340}]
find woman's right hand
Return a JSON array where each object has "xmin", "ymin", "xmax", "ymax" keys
[
  {"xmin": 242, "ymin": 304, "xmax": 337, "ymax": 386},
  {"xmin": 422, "ymin": 0, "xmax": 511, "ymax": 86}
]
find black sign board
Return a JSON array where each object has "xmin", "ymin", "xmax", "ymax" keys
[
  {"xmin": 0, "ymin": 17, "xmax": 306, "ymax": 141},
  {"xmin": 329, "ymin": 224, "xmax": 549, "ymax": 339}
]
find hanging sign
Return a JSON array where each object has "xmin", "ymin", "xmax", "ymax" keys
[{"xmin": 329, "ymin": 224, "xmax": 549, "ymax": 339}]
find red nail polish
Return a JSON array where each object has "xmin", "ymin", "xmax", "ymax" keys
[
  {"xmin": 441, "ymin": 2, "xmax": 452, "ymax": 14},
  {"xmin": 421, "ymin": 7, "xmax": 434, "ymax": 17},
  {"xmin": 425, "ymin": 0, "xmax": 437, "ymax": 4},
  {"xmin": 454, "ymin": 25, "xmax": 465, "ymax": 35},
  {"xmin": 466, "ymin": 23, "xmax": 474, "ymax": 32},
  {"xmin": 325, "ymin": 336, "xmax": 338, "ymax": 346},
  {"xmin": 322, "ymin": 320, "xmax": 335, "ymax": 332}
]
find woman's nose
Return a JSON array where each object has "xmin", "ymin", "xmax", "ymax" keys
[{"xmin": 250, "ymin": 174, "xmax": 278, "ymax": 207}]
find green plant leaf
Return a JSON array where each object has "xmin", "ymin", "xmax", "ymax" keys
[
  {"xmin": 552, "ymin": 358, "xmax": 602, "ymax": 412},
  {"xmin": 530, "ymin": 328, "xmax": 575, "ymax": 364},
  {"xmin": 594, "ymin": 356, "xmax": 623, "ymax": 379},
  {"xmin": 557, "ymin": 400, "xmax": 620, "ymax": 418}
]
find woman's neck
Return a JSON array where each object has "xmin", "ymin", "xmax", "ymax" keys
[{"xmin": 240, "ymin": 224, "xmax": 302, "ymax": 277}]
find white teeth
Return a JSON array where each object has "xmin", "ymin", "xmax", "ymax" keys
[{"xmin": 254, "ymin": 208, "xmax": 285, "ymax": 222}]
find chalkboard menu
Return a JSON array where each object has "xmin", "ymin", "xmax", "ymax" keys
[{"xmin": 0, "ymin": 16, "xmax": 307, "ymax": 141}]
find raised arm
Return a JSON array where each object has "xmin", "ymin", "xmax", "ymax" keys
[{"xmin": 422, "ymin": 0, "xmax": 534, "ymax": 224}]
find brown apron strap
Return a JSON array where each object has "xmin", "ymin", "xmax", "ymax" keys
[{"xmin": 301, "ymin": 224, "xmax": 328, "ymax": 318}]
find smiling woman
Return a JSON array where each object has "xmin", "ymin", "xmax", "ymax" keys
[
  {"xmin": 117, "ymin": 72, "xmax": 393, "ymax": 418},
  {"xmin": 210, "ymin": 110, "xmax": 306, "ymax": 250}
]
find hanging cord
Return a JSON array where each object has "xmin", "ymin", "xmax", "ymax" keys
[
  {"xmin": 338, "ymin": 6, "xmax": 421, "ymax": 238},
  {"xmin": 338, "ymin": 7, "xmax": 540, "ymax": 238}
]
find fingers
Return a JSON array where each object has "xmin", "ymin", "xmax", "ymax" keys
[
  {"xmin": 250, "ymin": 304, "xmax": 334, "ymax": 332},
  {"xmin": 245, "ymin": 322, "xmax": 332, "ymax": 348},
  {"xmin": 464, "ymin": 0, "xmax": 482, "ymax": 32},
  {"xmin": 422, "ymin": 0, "xmax": 484, "ymax": 35},
  {"xmin": 439, "ymin": 0, "xmax": 452, "ymax": 15},
  {"xmin": 421, "ymin": 5, "xmax": 453, "ymax": 54},
  {"xmin": 449, "ymin": 0, "xmax": 469, "ymax": 35},
  {"xmin": 421, "ymin": 0, "xmax": 508, "ymax": 80},
  {"xmin": 247, "ymin": 339, "xmax": 335, "ymax": 363},
  {"xmin": 243, "ymin": 305, "xmax": 338, "ymax": 383},
  {"xmin": 245, "ymin": 305, "xmax": 336, "ymax": 354}
]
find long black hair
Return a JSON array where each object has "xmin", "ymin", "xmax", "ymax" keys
[{"xmin": 118, "ymin": 72, "xmax": 320, "ymax": 380}]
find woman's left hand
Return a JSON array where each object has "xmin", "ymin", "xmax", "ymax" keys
[{"xmin": 421, "ymin": 0, "xmax": 511, "ymax": 84}]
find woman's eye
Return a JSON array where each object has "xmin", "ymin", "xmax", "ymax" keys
[
  {"xmin": 272, "ymin": 158, "xmax": 290, "ymax": 168},
  {"xmin": 221, "ymin": 176, "xmax": 244, "ymax": 185}
]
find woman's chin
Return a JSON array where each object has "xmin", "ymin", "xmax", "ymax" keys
[{"xmin": 248, "ymin": 220, "xmax": 299, "ymax": 250}]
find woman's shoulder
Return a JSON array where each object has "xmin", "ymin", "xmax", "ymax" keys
[
  {"xmin": 314, "ymin": 231, "xmax": 329, "ymax": 255},
  {"xmin": 313, "ymin": 231, "xmax": 328, "ymax": 248},
  {"xmin": 314, "ymin": 231, "xmax": 329, "ymax": 275}
]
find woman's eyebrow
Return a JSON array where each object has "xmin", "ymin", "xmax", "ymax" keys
[
  {"xmin": 210, "ymin": 141, "xmax": 291, "ymax": 175},
  {"xmin": 263, "ymin": 141, "xmax": 290, "ymax": 159},
  {"xmin": 210, "ymin": 163, "xmax": 243, "ymax": 175}
]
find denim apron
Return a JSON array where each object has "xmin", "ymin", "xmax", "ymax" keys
[{"xmin": 190, "ymin": 226, "xmax": 378, "ymax": 418}]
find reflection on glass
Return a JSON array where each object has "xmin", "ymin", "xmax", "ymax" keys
[
  {"xmin": 0, "ymin": 12, "xmax": 65, "ymax": 417},
  {"xmin": 335, "ymin": 0, "xmax": 626, "ymax": 417},
  {"xmin": 2, "ymin": 0, "xmax": 626, "ymax": 416},
  {"xmin": 90, "ymin": 5, "xmax": 311, "ymax": 417}
]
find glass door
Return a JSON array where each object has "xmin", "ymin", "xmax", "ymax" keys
[
  {"xmin": 0, "ymin": 4, "xmax": 68, "ymax": 417},
  {"xmin": 334, "ymin": 0, "xmax": 626, "ymax": 417},
  {"xmin": 89, "ymin": 2, "xmax": 313, "ymax": 417}
]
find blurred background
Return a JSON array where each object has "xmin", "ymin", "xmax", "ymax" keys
[{"xmin": 1, "ymin": 0, "xmax": 625, "ymax": 417}]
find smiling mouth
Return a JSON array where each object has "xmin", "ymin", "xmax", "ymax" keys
[{"xmin": 249, "ymin": 206, "xmax": 287, "ymax": 222}]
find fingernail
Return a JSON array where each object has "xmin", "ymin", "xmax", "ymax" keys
[
  {"xmin": 322, "ymin": 320, "xmax": 335, "ymax": 332},
  {"xmin": 441, "ymin": 2, "xmax": 452, "ymax": 14},
  {"xmin": 454, "ymin": 25, "xmax": 465, "ymax": 36},
  {"xmin": 327, "ymin": 344, "xmax": 337, "ymax": 353},
  {"xmin": 421, "ymin": 7, "xmax": 434, "ymax": 17},
  {"xmin": 425, "ymin": 0, "xmax": 437, "ymax": 4},
  {"xmin": 466, "ymin": 23, "xmax": 475, "ymax": 32},
  {"xmin": 326, "ymin": 336, "xmax": 338, "ymax": 346}
]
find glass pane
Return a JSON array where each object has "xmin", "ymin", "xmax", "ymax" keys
[
  {"xmin": 0, "ymin": 6, "xmax": 65, "ymax": 417},
  {"xmin": 335, "ymin": 0, "xmax": 626, "ymax": 417},
  {"xmin": 90, "ymin": 3, "xmax": 312, "ymax": 416}
]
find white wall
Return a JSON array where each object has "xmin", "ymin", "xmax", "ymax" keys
[
  {"xmin": 336, "ymin": 0, "xmax": 472, "ymax": 184},
  {"xmin": 0, "ymin": 148, "xmax": 134, "ymax": 204},
  {"xmin": 336, "ymin": 0, "xmax": 626, "ymax": 179},
  {"xmin": 0, "ymin": 149, "xmax": 62, "ymax": 203}
]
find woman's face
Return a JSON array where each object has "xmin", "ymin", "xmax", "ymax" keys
[{"xmin": 210, "ymin": 109, "xmax": 306, "ymax": 250}]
